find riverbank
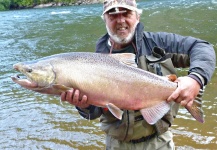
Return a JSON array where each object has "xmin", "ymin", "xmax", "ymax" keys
[
  {"xmin": 0, "ymin": 0, "xmax": 103, "ymax": 11},
  {"xmin": 34, "ymin": 0, "xmax": 102, "ymax": 9}
]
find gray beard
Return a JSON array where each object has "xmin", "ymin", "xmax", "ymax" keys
[{"xmin": 106, "ymin": 21, "xmax": 138, "ymax": 44}]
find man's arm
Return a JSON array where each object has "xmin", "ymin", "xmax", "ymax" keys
[
  {"xmin": 145, "ymin": 31, "xmax": 216, "ymax": 85},
  {"xmin": 145, "ymin": 32, "xmax": 216, "ymax": 107}
]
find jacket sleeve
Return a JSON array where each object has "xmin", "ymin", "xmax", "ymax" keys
[
  {"xmin": 144, "ymin": 32, "xmax": 216, "ymax": 85},
  {"xmin": 75, "ymin": 105, "xmax": 103, "ymax": 120}
]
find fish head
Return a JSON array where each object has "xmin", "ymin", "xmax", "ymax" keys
[{"xmin": 11, "ymin": 60, "xmax": 56, "ymax": 89}]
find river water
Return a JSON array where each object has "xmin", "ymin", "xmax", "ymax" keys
[{"xmin": 0, "ymin": 0, "xmax": 217, "ymax": 149}]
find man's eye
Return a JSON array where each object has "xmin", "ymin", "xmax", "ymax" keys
[
  {"xmin": 108, "ymin": 15, "xmax": 115, "ymax": 20},
  {"xmin": 123, "ymin": 13, "xmax": 129, "ymax": 17}
]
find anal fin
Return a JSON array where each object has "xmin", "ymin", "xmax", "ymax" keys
[{"xmin": 140, "ymin": 101, "xmax": 170, "ymax": 125}]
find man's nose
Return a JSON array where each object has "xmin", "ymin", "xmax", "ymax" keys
[{"xmin": 116, "ymin": 14, "xmax": 125, "ymax": 23}]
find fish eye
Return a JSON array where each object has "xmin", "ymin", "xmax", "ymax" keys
[{"xmin": 26, "ymin": 68, "xmax": 32, "ymax": 73}]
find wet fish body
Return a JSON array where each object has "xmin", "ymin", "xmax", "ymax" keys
[{"xmin": 11, "ymin": 52, "xmax": 204, "ymax": 124}]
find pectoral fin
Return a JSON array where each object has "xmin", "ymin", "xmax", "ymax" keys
[
  {"xmin": 140, "ymin": 101, "xmax": 170, "ymax": 125},
  {"xmin": 106, "ymin": 103, "xmax": 123, "ymax": 120},
  {"xmin": 52, "ymin": 84, "xmax": 72, "ymax": 92}
]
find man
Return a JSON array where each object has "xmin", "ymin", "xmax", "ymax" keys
[{"xmin": 61, "ymin": 0, "xmax": 216, "ymax": 149}]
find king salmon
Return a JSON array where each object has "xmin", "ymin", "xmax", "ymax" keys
[{"xmin": 11, "ymin": 52, "xmax": 204, "ymax": 124}]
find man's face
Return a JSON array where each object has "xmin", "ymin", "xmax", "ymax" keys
[{"xmin": 104, "ymin": 7, "xmax": 140, "ymax": 44}]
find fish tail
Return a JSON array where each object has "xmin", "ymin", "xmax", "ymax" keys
[{"xmin": 186, "ymin": 96, "xmax": 204, "ymax": 123}]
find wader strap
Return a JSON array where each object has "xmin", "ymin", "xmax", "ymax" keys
[
  {"xmin": 146, "ymin": 47, "xmax": 172, "ymax": 63},
  {"xmin": 134, "ymin": 115, "xmax": 144, "ymax": 122},
  {"xmin": 129, "ymin": 132, "xmax": 157, "ymax": 144},
  {"xmin": 161, "ymin": 118, "xmax": 172, "ymax": 127}
]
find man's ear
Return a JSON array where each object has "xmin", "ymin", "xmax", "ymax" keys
[
  {"xmin": 137, "ymin": 14, "xmax": 140, "ymax": 20},
  {"xmin": 101, "ymin": 15, "xmax": 106, "ymax": 23}
]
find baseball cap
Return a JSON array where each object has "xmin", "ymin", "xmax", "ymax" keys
[{"xmin": 102, "ymin": 0, "xmax": 142, "ymax": 15}]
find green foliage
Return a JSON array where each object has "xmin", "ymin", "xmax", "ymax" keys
[
  {"xmin": 0, "ymin": 0, "xmax": 11, "ymax": 10},
  {"xmin": 53, "ymin": 0, "xmax": 76, "ymax": 4},
  {"xmin": 0, "ymin": 0, "xmax": 96, "ymax": 10},
  {"xmin": 14, "ymin": 0, "xmax": 34, "ymax": 7},
  {"xmin": 0, "ymin": 4, "xmax": 6, "ymax": 10}
]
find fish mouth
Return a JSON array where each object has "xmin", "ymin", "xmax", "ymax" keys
[
  {"xmin": 13, "ymin": 73, "xmax": 26, "ymax": 79},
  {"xmin": 12, "ymin": 73, "xmax": 25, "ymax": 81},
  {"xmin": 12, "ymin": 63, "xmax": 38, "ymax": 88},
  {"xmin": 11, "ymin": 74, "xmax": 38, "ymax": 89}
]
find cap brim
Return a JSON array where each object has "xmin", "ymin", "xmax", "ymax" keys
[
  {"xmin": 102, "ymin": 4, "xmax": 138, "ymax": 15},
  {"xmin": 109, "ymin": 10, "xmax": 127, "ymax": 15}
]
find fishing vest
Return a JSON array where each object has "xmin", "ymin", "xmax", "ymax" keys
[
  {"xmin": 138, "ymin": 46, "xmax": 180, "ymax": 135},
  {"xmin": 100, "ymin": 46, "xmax": 180, "ymax": 141}
]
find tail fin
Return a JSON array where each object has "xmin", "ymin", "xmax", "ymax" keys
[
  {"xmin": 186, "ymin": 89, "xmax": 204, "ymax": 123},
  {"xmin": 186, "ymin": 96, "xmax": 204, "ymax": 123}
]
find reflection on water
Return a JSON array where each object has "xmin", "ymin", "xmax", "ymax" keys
[{"xmin": 0, "ymin": 0, "xmax": 216, "ymax": 149}]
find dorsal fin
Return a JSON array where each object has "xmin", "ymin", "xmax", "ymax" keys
[{"xmin": 110, "ymin": 53, "xmax": 137, "ymax": 68}]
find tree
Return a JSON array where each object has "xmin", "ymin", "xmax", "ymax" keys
[{"xmin": 0, "ymin": 0, "xmax": 11, "ymax": 10}]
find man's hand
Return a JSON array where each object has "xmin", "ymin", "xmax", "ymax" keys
[
  {"xmin": 167, "ymin": 76, "xmax": 201, "ymax": 108},
  {"xmin": 61, "ymin": 89, "xmax": 90, "ymax": 109}
]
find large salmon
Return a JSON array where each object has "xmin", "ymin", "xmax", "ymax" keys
[{"xmin": 11, "ymin": 52, "xmax": 204, "ymax": 124}]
